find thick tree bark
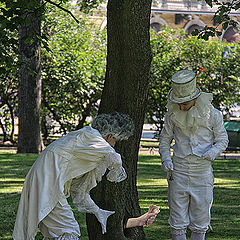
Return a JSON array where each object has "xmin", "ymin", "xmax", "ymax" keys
[
  {"xmin": 86, "ymin": 0, "xmax": 152, "ymax": 239},
  {"xmin": 17, "ymin": 1, "xmax": 42, "ymax": 153}
]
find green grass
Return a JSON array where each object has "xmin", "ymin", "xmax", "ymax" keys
[
  {"xmin": 138, "ymin": 155, "xmax": 240, "ymax": 240},
  {"xmin": 0, "ymin": 151, "xmax": 239, "ymax": 239}
]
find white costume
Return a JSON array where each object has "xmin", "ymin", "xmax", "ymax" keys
[
  {"xmin": 159, "ymin": 92, "xmax": 228, "ymax": 236},
  {"xmin": 160, "ymin": 70, "xmax": 229, "ymax": 240},
  {"xmin": 13, "ymin": 126, "xmax": 127, "ymax": 240}
]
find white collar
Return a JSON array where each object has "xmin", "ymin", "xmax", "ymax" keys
[{"xmin": 166, "ymin": 92, "xmax": 213, "ymax": 131}]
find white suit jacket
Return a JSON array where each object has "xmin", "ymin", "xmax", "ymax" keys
[{"xmin": 159, "ymin": 101, "xmax": 228, "ymax": 162}]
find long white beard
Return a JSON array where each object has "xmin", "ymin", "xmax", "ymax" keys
[{"xmin": 167, "ymin": 92, "xmax": 213, "ymax": 132}]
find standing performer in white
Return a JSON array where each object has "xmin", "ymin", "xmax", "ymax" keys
[{"xmin": 159, "ymin": 70, "xmax": 228, "ymax": 240}]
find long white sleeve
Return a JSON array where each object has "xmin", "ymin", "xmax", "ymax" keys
[
  {"xmin": 159, "ymin": 113, "xmax": 174, "ymax": 163},
  {"xmin": 105, "ymin": 152, "xmax": 127, "ymax": 182},
  {"xmin": 203, "ymin": 109, "xmax": 228, "ymax": 160}
]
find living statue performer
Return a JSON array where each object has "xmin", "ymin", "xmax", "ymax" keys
[{"xmin": 159, "ymin": 70, "xmax": 228, "ymax": 240}]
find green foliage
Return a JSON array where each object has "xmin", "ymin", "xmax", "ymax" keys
[
  {"xmin": 181, "ymin": 37, "xmax": 240, "ymax": 110},
  {"xmin": 76, "ymin": 0, "xmax": 106, "ymax": 14},
  {"xmin": 0, "ymin": 0, "xmax": 46, "ymax": 143},
  {"xmin": 147, "ymin": 27, "xmax": 240, "ymax": 131},
  {"xmin": 41, "ymin": 4, "xmax": 107, "ymax": 137},
  {"xmin": 0, "ymin": 54, "xmax": 18, "ymax": 143},
  {"xmin": 0, "ymin": 1, "xmax": 20, "ymax": 143},
  {"xmin": 0, "ymin": 0, "xmax": 107, "ymax": 142},
  {"xmin": 147, "ymin": 28, "xmax": 182, "ymax": 131}
]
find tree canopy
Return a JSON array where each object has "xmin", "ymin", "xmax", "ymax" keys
[
  {"xmin": 41, "ymin": 4, "xmax": 107, "ymax": 138},
  {"xmin": 195, "ymin": 0, "xmax": 240, "ymax": 39},
  {"xmin": 147, "ymin": 28, "xmax": 240, "ymax": 132},
  {"xmin": 0, "ymin": 0, "xmax": 107, "ymax": 145}
]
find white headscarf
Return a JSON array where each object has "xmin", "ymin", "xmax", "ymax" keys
[{"xmin": 166, "ymin": 92, "xmax": 214, "ymax": 132}]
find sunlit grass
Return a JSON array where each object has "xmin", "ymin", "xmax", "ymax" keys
[
  {"xmin": 0, "ymin": 151, "xmax": 239, "ymax": 240},
  {"xmin": 137, "ymin": 155, "xmax": 240, "ymax": 240}
]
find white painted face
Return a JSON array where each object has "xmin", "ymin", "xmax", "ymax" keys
[{"xmin": 178, "ymin": 98, "xmax": 197, "ymax": 111}]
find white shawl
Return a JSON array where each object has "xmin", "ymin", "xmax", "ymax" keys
[{"xmin": 167, "ymin": 92, "xmax": 213, "ymax": 132}]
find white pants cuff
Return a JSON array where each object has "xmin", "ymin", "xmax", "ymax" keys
[
  {"xmin": 190, "ymin": 232, "xmax": 205, "ymax": 240},
  {"xmin": 171, "ymin": 228, "xmax": 186, "ymax": 235}
]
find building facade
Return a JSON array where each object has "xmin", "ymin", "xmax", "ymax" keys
[
  {"xmin": 150, "ymin": 0, "xmax": 240, "ymax": 42},
  {"xmin": 95, "ymin": 0, "xmax": 240, "ymax": 42}
]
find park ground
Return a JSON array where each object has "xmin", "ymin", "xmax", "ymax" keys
[{"xmin": 0, "ymin": 150, "xmax": 240, "ymax": 240}]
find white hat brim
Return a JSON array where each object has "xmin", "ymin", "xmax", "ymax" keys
[{"xmin": 168, "ymin": 87, "xmax": 202, "ymax": 104}]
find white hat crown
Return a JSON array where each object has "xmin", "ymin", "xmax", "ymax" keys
[{"xmin": 168, "ymin": 70, "xmax": 201, "ymax": 103}]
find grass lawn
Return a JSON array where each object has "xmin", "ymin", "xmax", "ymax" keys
[{"xmin": 0, "ymin": 150, "xmax": 240, "ymax": 239}]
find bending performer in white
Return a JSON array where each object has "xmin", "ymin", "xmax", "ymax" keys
[{"xmin": 13, "ymin": 112, "xmax": 135, "ymax": 240}]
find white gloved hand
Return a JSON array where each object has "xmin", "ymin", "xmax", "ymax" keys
[
  {"xmin": 94, "ymin": 208, "xmax": 115, "ymax": 234},
  {"xmin": 161, "ymin": 160, "xmax": 173, "ymax": 171}
]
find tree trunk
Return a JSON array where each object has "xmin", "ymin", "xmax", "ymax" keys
[
  {"xmin": 17, "ymin": 1, "xmax": 42, "ymax": 153},
  {"xmin": 86, "ymin": 0, "xmax": 152, "ymax": 239},
  {"xmin": 8, "ymin": 102, "xmax": 16, "ymax": 143}
]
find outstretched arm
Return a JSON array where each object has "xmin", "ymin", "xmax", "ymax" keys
[{"xmin": 125, "ymin": 205, "xmax": 160, "ymax": 228}]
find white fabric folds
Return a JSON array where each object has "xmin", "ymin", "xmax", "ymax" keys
[
  {"xmin": 166, "ymin": 92, "xmax": 213, "ymax": 132},
  {"xmin": 159, "ymin": 92, "xmax": 228, "ymax": 161}
]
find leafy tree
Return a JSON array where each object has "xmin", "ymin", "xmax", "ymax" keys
[
  {"xmin": 77, "ymin": 0, "xmax": 106, "ymax": 13},
  {"xmin": 147, "ymin": 28, "xmax": 182, "ymax": 132},
  {"xmin": 0, "ymin": 25, "xmax": 18, "ymax": 143},
  {"xmin": 0, "ymin": 1, "xmax": 107, "ymax": 144},
  {"xmin": 181, "ymin": 36, "xmax": 240, "ymax": 110},
  {"xmin": 41, "ymin": 5, "xmax": 107, "ymax": 139},
  {"xmin": 0, "ymin": 0, "xmax": 106, "ymax": 151},
  {"xmin": 220, "ymin": 46, "xmax": 240, "ymax": 111},
  {"xmin": 0, "ymin": 1, "xmax": 21, "ymax": 144},
  {"xmin": 0, "ymin": 0, "xmax": 45, "ymax": 151}
]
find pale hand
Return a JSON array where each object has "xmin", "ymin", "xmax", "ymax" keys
[{"xmin": 139, "ymin": 205, "xmax": 160, "ymax": 226}]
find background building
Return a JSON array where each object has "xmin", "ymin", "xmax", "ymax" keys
[
  {"xmin": 151, "ymin": 0, "xmax": 240, "ymax": 42},
  {"xmin": 93, "ymin": 0, "xmax": 240, "ymax": 42}
]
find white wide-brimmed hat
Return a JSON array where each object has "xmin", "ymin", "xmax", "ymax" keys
[{"xmin": 168, "ymin": 70, "xmax": 202, "ymax": 104}]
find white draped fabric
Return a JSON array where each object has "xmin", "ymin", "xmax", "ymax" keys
[{"xmin": 13, "ymin": 126, "xmax": 127, "ymax": 240}]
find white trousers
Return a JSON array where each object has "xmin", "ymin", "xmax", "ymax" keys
[
  {"xmin": 39, "ymin": 200, "xmax": 80, "ymax": 239},
  {"xmin": 168, "ymin": 155, "xmax": 214, "ymax": 233}
]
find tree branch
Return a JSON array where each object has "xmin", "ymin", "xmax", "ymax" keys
[{"xmin": 44, "ymin": 0, "xmax": 80, "ymax": 24}]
